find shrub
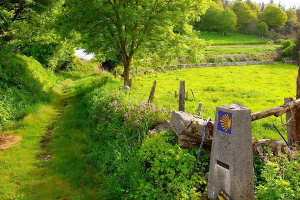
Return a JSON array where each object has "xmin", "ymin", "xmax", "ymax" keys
[
  {"xmin": 280, "ymin": 39, "xmax": 295, "ymax": 58},
  {"xmin": 0, "ymin": 54, "xmax": 56, "ymax": 129}
]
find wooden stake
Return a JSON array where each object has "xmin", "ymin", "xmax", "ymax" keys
[
  {"xmin": 148, "ymin": 80, "xmax": 156, "ymax": 103},
  {"xmin": 285, "ymin": 97, "xmax": 295, "ymax": 146},
  {"xmin": 295, "ymin": 68, "xmax": 300, "ymax": 144},
  {"xmin": 197, "ymin": 102, "xmax": 202, "ymax": 116},
  {"xmin": 190, "ymin": 88, "xmax": 195, "ymax": 98},
  {"xmin": 179, "ymin": 81, "xmax": 185, "ymax": 111}
]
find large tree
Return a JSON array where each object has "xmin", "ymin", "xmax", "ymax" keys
[
  {"xmin": 286, "ymin": 8, "xmax": 298, "ymax": 26},
  {"xmin": 62, "ymin": 0, "xmax": 211, "ymax": 85},
  {"xmin": 261, "ymin": 3, "xmax": 287, "ymax": 28},
  {"xmin": 218, "ymin": 8, "xmax": 237, "ymax": 35},
  {"xmin": 197, "ymin": 1, "xmax": 223, "ymax": 31},
  {"xmin": 231, "ymin": 1, "xmax": 257, "ymax": 31}
]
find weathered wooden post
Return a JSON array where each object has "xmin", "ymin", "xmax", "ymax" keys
[
  {"xmin": 285, "ymin": 97, "xmax": 295, "ymax": 145},
  {"xmin": 196, "ymin": 102, "xmax": 202, "ymax": 116},
  {"xmin": 179, "ymin": 81, "xmax": 185, "ymax": 111},
  {"xmin": 148, "ymin": 80, "xmax": 156, "ymax": 103},
  {"xmin": 293, "ymin": 67, "xmax": 300, "ymax": 144},
  {"xmin": 208, "ymin": 104, "xmax": 254, "ymax": 200}
]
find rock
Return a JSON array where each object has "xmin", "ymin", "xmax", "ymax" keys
[
  {"xmin": 119, "ymin": 85, "xmax": 130, "ymax": 90},
  {"xmin": 170, "ymin": 111, "xmax": 213, "ymax": 147}
]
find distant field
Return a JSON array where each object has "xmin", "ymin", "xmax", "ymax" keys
[
  {"xmin": 199, "ymin": 32, "xmax": 269, "ymax": 45},
  {"xmin": 204, "ymin": 44, "xmax": 278, "ymax": 56},
  {"xmin": 132, "ymin": 63, "xmax": 297, "ymax": 140}
]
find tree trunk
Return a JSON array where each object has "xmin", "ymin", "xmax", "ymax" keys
[{"xmin": 123, "ymin": 61, "xmax": 130, "ymax": 86}]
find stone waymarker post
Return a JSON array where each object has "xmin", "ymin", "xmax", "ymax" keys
[{"xmin": 207, "ymin": 104, "xmax": 254, "ymax": 200}]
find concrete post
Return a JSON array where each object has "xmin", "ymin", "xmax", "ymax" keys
[{"xmin": 207, "ymin": 104, "xmax": 254, "ymax": 200}]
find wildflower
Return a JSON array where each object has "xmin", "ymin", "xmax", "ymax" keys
[
  {"xmin": 130, "ymin": 142, "xmax": 134, "ymax": 146},
  {"xmin": 124, "ymin": 112, "xmax": 129, "ymax": 119},
  {"xmin": 131, "ymin": 106, "xmax": 135, "ymax": 111},
  {"xmin": 116, "ymin": 135, "xmax": 120, "ymax": 140},
  {"xmin": 112, "ymin": 100, "xmax": 118, "ymax": 106}
]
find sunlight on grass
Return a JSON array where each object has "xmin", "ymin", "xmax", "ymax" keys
[{"xmin": 132, "ymin": 63, "xmax": 297, "ymax": 140}]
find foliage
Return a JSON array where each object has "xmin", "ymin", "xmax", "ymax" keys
[
  {"xmin": 280, "ymin": 39, "xmax": 295, "ymax": 58},
  {"xmin": 136, "ymin": 132, "xmax": 208, "ymax": 199},
  {"xmin": 67, "ymin": 58, "xmax": 99, "ymax": 74},
  {"xmin": 255, "ymin": 146, "xmax": 300, "ymax": 199},
  {"xmin": 84, "ymin": 76, "xmax": 210, "ymax": 199},
  {"xmin": 285, "ymin": 8, "xmax": 298, "ymax": 26},
  {"xmin": 262, "ymin": 4, "xmax": 287, "ymax": 28},
  {"xmin": 218, "ymin": 8, "xmax": 237, "ymax": 35},
  {"xmin": 256, "ymin": 22, "xmax": 269, "ymax": 38},
  {"xmin": 62, "ymin": 0, "xmax": 211, "ymax": 85},
  {"xmin": 0, "ymin": 54, "xmax": 56, "ymax": 129},
  {"xmin": 231, "ymin": 1, "xmax": 257, "ymax": 31},
  {"xmin": 197, "ymin": 2, "xmax": 223, "ymax": 32}
]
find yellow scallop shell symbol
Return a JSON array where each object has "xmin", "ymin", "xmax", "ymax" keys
[{"xmin": 220, "ymin": 114, "xmax": 231, "ymax": 131}]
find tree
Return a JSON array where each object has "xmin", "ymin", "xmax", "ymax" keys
[
  {"xmin": 256, "ymin": 22, "xmax": 268, "ymax": 38},
  {"xmin": 197, "ymin": 2, "xmax": 223, "ymax": 31},
  {"xmin": 286, "ymin": 8, "xmax": 298, "ymax": 26},
  {"xmin": 62, "ymin": 0, "xmax": 211, "ymax": 85},
  {"xmin": 218, "ymin": 8, "xmax": 237, "ymax": 35},
  {"xmin": 232, "ymin": 1, "xmax": 257, "ymax": 31},
  {"xmin": 262, "ymin": 4, "xmax": 287, "ymax": 28}
]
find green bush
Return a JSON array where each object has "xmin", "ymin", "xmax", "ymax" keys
[
  {"xmin": 0, "ymin": 54, "xmax": 56, "ymax": 129},
  {"xmin": 85, "ymin": 80, "xmax": 209, "ymax": 199}
]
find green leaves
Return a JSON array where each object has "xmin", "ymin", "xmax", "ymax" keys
[{"xmin": 262, "ymin": 3, "xmax": 288, "ymax": 28}]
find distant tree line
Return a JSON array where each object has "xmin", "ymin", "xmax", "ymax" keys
[{"xmin": 196, "ymin": 0, "xmax": 299, "ymax": 39}]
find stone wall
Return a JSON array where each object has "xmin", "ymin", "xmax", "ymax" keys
[{"xmin": 164, "ymin": 60, "xmax": 274, "ymax": 71}]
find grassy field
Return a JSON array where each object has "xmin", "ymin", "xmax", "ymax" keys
[
  {"xmin": 199, "ymin": 32, "xmax": 269, "ymax": 45},
  {"xmin": 204, "ymin": 44, "xmax": 278, "ymax": 57},
  {"xmin": 132, "ymin": 63, "xmax": 297, "ymax": 140}
]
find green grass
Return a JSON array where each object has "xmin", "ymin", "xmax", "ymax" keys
[
  {"xmin": 131, "ymin": 63, "xmax": 297, "ymax": 140},
  {"xmin": 0, "ymin": 74, "xmax": 114, "ymax": 199},
  {"xmin": 204, "ymin": 44, "xmax": 278, "ymax": 56},
  {"xmin": 199, "ymin": 32, "xmax": 269, "ymax": 45}
]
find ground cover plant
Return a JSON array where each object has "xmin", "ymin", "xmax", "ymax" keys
[
  {"xmin": 132, "ymin": 63, "xmax": 297, "ymax": 140},
  {"xmin": 199, "ymin": 32, "xmax": 269, "ymax": 45}
]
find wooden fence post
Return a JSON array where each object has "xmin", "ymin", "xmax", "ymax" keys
[
  {"xmin": 285, "ymin": 97, "xmax": 295, "ymax": 145},
  {"xmin": 295, "ymin": 67, "xmax": 300, "ymax": 144},
  {"xmin": 197, "ymin": 102, "xmax": 202, "ymax": 116},
  {"xmin": 190, "ymin": 88, "xmax": 195, "ymax": 98},
  {"xmin": 179, "ymin": 81, "xmax": 185, "ymax": 111},
  {"xmin": 148, "ymin": 80, "xmax": 156, "ymax": 103}
]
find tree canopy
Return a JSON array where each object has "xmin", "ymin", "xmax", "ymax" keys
[
  {"xmin": 62, "ymin": 0, "xmax": 211, "ymax": 85},
  {"xmin": 232, "ymin": 1, "xmax": 257, "ymax": 31},
  {"xmin": 262, "ymin": 3, "xmax": 287, "ymax": 28},
  {"xmin": 285, "ymin": 8, "xmax": 298, "ymax": 26}
]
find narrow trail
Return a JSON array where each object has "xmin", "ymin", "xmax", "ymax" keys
[{"xmin": 0, "ymin": 78, "xmax": 106, "ymax": 200}]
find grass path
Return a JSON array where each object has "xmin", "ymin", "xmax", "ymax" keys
[{"xmin": 0, "ymin": 77, "xmax": 108, "ymax": 200}]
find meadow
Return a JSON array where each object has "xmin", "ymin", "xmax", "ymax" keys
[
  {"xmin": 204, "ymin": 44, "xmax": 278, "ymax": 56},
  {"xmin": 199, "ymin": 32, "xmax": 269, "ymax": 45},
  {"xmin": 132, "ymin": 63, "xmax": 297, "ymax": 140}
]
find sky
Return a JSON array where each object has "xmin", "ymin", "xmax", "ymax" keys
[
  {"xmin": 251, "ymin": 0, "xmax": 300, "ymax": 9},
  {"xmin": 75, "ymin": 49, "xmax": 94, "ymax": 60}
]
